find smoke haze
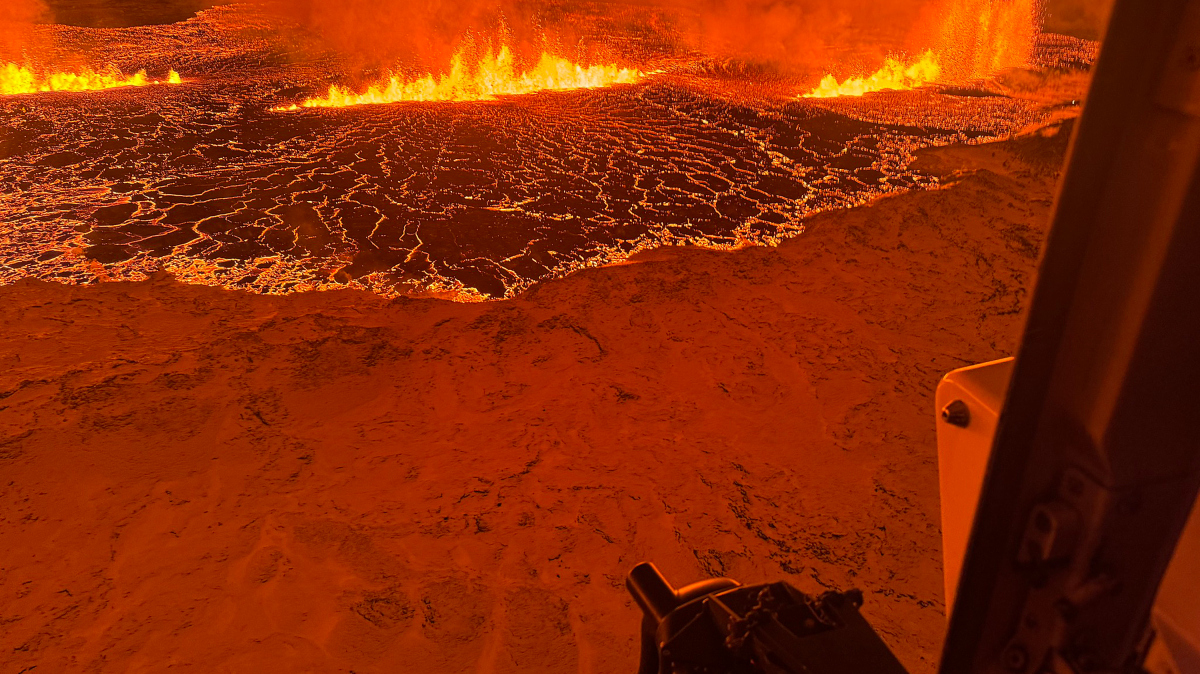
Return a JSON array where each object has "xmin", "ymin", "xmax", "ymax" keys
[
  {"xmin": 264, "ymin": 0, "xmax": 547, "ymax": 72},
  {"xmin": 1044, "ymin": 0, "xmax": 1112, "ymax": 39},
  {"xmin": 4, "ymin": 0, "xmax": 1112, "ymax": 78},
  {"xmin": 0, "ymin": 0, "xmax": 47, "ymax": 24},
  {"xmin": 677, "ymin": 0, "xmax": 923, "ymax": 70},
  {"xmin": 266, "ymin": 0, "xmax": 958, "ymax": 75},
  {"xmin": 0, "ymin": 0, "xmax": 48, "ymax": 60},
  {"xmin": 267, "ymin": 0, "xmax": 1119, "ymax": 80}
]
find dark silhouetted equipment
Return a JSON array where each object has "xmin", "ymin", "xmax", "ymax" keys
[
  {"xmin": 627, "ymin": 562, "xmax": 909, "ymax": 674},
  {"xmin": 628, "ymin": 0, "xmax": 1200, "ymax": 670}
]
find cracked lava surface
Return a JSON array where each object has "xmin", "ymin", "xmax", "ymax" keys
[{"xmin": 0, "ymin": 5, "xmax": 1095, "ymax": 299}]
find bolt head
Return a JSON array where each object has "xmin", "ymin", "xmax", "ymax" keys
[{"xmin": 942, "ymin": 399, "xmax": 971, "ymax": 428}]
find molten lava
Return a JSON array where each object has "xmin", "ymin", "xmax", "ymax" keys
[
  {"xmin": 803, "ymin": 0, "xmax": 1038, "ymax": 99},
  {"xmin": 803, "ymin": 51, "xmax": 941, "ymax": 98},
  {"xmin": 936, "ymin": 0, "xmax": 1038, "ymax": 80},
  {"xmin": 274, "ymin": 45, "xmax": 643, "ymax": 110},
  {"xmin": 0, "ymin": 63, "xmax": 181, "ymax": 95}
]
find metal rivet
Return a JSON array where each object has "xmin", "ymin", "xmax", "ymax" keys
[{"xmin": 942, "ymin": 399, "xmax": 971, "ymax": 428}]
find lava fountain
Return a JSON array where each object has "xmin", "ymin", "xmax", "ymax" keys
[
  {"xmin": 274, "ymin": 44, "xmax": 644, "ymax": 110},
  {"xmin": 803, "ymin": 51, "xmax": 941, "ymax": 98},
  {"xmin": 1, "ymin": 63, "xmax": 181, "ymax": 95},
  {"xmin": 802, "ymin": 0, "xmax": 1038, "ymax": 98}
]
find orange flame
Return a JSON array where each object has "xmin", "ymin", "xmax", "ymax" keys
[
  {"xmin": 274, "ymin": 45, "xmax": 643, "ymax": 111},
  {"xmin": 803, "ymin": 51, "xmax": 941, "ymax": 98},
  {"xmin": 1, "ymin": 63, "xmax": 181, "ymax": 95},
  {"xmin": 802, "ymin": 0, "xmax": 1038, "ymax": 99}
]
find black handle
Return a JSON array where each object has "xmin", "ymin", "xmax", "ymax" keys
[{"xmin": 627, "ymin": 562, "xmax": 679, "ymax": 622}]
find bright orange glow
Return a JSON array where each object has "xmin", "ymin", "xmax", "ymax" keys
[
  {"xmin": 1, "ymin": 63, "xmax": 181, "ymax": 95},
  {"xmin": 935, "ymin": 0, "xmax": 1037, "ymax": 80},
  {"xmin": 274, "ymin": 45, "xmax": 643, "ymax": 111},
  {"xmin": 803, "ymin": 0, "xmax": 1037, "ymax": 99},
  {"xmin": 803, "ymin": 51, "xmax": 941, "ymax": 98}
]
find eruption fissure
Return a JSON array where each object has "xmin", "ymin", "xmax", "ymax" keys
[
  {"xmin": 803, "ymin": 51, "xmax": 941, "ymax": 98},
  {"xmin": 802, "ymin": 0, "xmax": 1037, "ymax": 98},
  {"xmin": 1, "ymin": 63, "xmax": 181, "ymax": 95},
  {"xmin": 273, "ymin": 45, "xmax": 644, "ymax": 110}
]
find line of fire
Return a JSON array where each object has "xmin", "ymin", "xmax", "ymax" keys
[{"xmin": 0, "ymin": 0, "xmax": 1196, "ymax": 672}]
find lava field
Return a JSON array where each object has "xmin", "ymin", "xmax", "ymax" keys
[{"xmin": 0, "ymin": 4, "xmax": 1096, "ymax": 299}]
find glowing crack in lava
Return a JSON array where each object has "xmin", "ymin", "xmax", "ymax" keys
[
  {"xmin": 0, "ymin": 63, "xmax": 181, "ymax": 96},
  {"xmin": 274, "ymin": 45, "xmax": 643, "ymax": 110},
  {"xmin": 803, "ymin": 51, "xmax": 941, "ymax": 98}
]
